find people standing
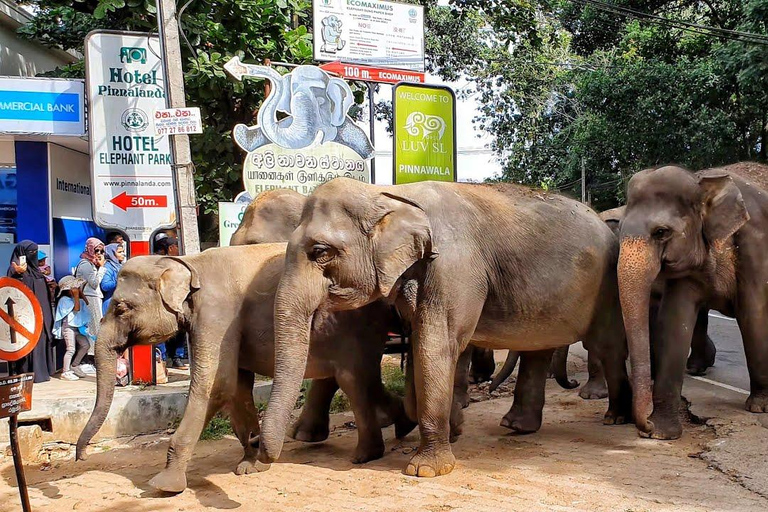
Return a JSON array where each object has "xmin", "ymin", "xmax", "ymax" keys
[
  {"xmin": 74, "ymin": 237, "xmax": 106, "ymax": 376},
  {"xmin": 6, "ymin": 240, "xmax": 55, "ymax": 383},
  {"xmin": 101, "ymin": 242, "xmax": 125, "ymax": 314},
  {"xmin": 53, "ymin": 276, "xmax": 91, "ymax": 381},
  {"xmin": 153, "ymin": 236, "xmax": 188, "ymax": 370}
]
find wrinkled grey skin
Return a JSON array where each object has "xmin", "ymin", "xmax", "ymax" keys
[
  {"xmin": 232, "ymin": 66, "xmax": 374, "ymax": 158},
  {"xmin": 259, "ymin": 178, "xmax": 631, "ymax": 477},
  {"xmin": 489, "ymin": 347, "xmax": 578, "ymax": 393},
  {"xmin": 229, "ymin": 188, "xmax": 305, "ymax": 246},
  {"xmin": 619, "ymin": 166, "xmax": 768, "ymax": 440},
  {"xmin": 75, "ymin": 245, "xmax": 411, "ymax": 493}
]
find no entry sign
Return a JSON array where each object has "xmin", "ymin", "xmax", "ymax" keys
[{"xmin": 0, "ymin": 277, "xmax": 43, "ymax": 362}]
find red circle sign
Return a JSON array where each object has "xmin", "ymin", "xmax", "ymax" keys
[{"xmin": 0, "ymin": 277, "xmax": 44, "ymax": 362}]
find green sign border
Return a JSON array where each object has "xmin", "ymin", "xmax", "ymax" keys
[{"xmin": 392, "ymin": 82, "xmax": 457, "ymax": 185}]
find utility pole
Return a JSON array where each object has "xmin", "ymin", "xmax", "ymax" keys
[
  {"xmin": 156, "ymin": 0, "xmax": 200, "ymax": 255},
  {"xmin": 581, "ymin": 157, "xmax": 586, "ymax": 203},
  {"xmin": 368, "ymin": 83, "xmax": 376, "ymax": 183}
]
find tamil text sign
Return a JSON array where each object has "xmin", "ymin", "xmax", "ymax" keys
[
  {"xmin": 85, "ymin": 30, "xmax": 176, "ymax": 242},
  {"xmin": 0, "ymin": 77, "xmax": 84, "ymax": 136},
  {"xmin": 393, "ymin": 83, "xmax": 456, "ymax": 184},
  {"xmin": 313, "ymin": 0, "xmax": 425, "ymax": 72}
]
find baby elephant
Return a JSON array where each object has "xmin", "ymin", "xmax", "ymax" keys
[{"xmin": 76, "ymin": 244, "xmax": 411, "ymax": 493}]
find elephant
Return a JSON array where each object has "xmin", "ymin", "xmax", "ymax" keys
[
  {"xmin": 618, "ymin": 165, "xmax": 768, "ymax": 441},
  {"xmin": 256, "ymin": 178, "xmax": 631, "ymax": 477},
  {"xmin": 75, "ymin": 245, "xmax": 413, "ymax": 493},
  {"xmin": 320, "ymin": 15, "xmax": 346, "ymax": 53},
  {"xmin": 231, "ymin": 64, "xmax": 374, "ymax": 158},
  {"xmin": 488, "ymin": 347, "xmax": 578, "ymax": 393}
]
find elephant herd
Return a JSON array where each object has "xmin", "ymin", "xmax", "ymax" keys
[{"xmin": 76, "ymin": 164, "xmax": 768, "ymax": 492}]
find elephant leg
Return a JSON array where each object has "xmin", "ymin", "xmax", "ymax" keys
[
  {"xmin": 404, "ymin": 345, "xmax": 417, "ymax": 424},
  {"xmin": 579, "ymin": 351, "xmax": 608, "ymax": 400},
  {"xmin": 500, "ymin": 350, "xmax": 553, "ymax": 434},
  {"xmin": 289, "ymin": 378, "xmax": 338, "ymax": 443},
  {"xmin": 337, "ymin": 369, "xmax": 386, "ymax": 464},
  {"xmin": 450, "ymin": 347, "xmax": 473, "ymax": 443},
  {"xmin": 735, "ymin": 296, "xmax": 768, "ymax": 413},
  {"xmin": 149, "ymin": 332, "xmax": 223, "ymax": 493},
  {"xmin": 470, "ymin": 346, "xmax": 496, "ymax": 384},
  {"xmin": 687, "ymin": 309, "xmax": 716, "ymax": 376},
  {"xmin": 647, "ymin": 281, "xmax": 700, "ymax": 439},
  {"xmin": 231, "ymin": 370, "xmax": 263, "ymax": 475}
]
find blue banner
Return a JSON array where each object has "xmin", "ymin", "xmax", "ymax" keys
[{"xmin": 0, "ymin": 90, "xmax": 80, "ymax": 122}]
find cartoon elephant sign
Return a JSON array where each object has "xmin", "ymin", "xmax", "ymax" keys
[{"xmin": 224, "ymin": 57, "xmax": 374, "ymax": 159}]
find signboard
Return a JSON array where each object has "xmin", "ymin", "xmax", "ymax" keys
[
  {"xmin": 319, "ymin": 61, "xmax": 424, "ymax": 84},
  {"xmin": 0, "ymin": 373, "xmax": 33, "ymax": 419},
  {"xmin": 0, "ymin": 77, "xmax": 85, "ymax": 136},
  {"xmin": 0, "ymin": 277, "xmax": 43, "ymax": 362},
  {"xmin": 218, "ymin": 201, "xmax": 247, "ymax": 247},
  {"xmin": 85, "ymin": 30, "xmax": 177, "ymax": 242},
  {"xmin": 153, "ymin": 107, "xmax": 203, "ymax": 136},
  {"xmin": 224, "ymin": 57, "xmax": 373, "ymax": 197},
  {"xmin": 313, "ymin": 0, "xmax": 425, "ymax": 72},
  {"xmin": 393, "ymin": 83, "xmax": 457, "ymax": 185}
]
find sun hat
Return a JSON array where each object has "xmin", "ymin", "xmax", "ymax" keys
[{"xmin": 37, "ymin": 250, "xmax": 46, "ymax": 260}]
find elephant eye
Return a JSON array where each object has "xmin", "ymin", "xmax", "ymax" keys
[
  {"xmin": 309, "ymin": 243, "xmax": 336, "ymax": 264},
  {"xmin": 652, "ymin": 227, "xmax": 671, "ymax": 240}
]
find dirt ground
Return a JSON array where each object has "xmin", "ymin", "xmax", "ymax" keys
[{"xmin": 2, "ymin": 373, "xmax": 767, "ymax": 512}]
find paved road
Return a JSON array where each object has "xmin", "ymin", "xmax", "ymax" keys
[{"xmin": 699, "ymin": 313, "xmax": 750, "ymax": 393}]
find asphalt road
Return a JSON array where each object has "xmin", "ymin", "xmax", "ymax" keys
[{"xmin": 697, "ymin": 313, "xmax": 750, "ymax": 393}]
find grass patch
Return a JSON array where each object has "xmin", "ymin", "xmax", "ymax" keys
[
  {"xmin": 329, "ymin": 391, "xmax": 351, "ymax": 413},
  {"xmin": 382, "ymin": 363, "xmax": 406, "ymax": 397},
  {"xmin": 200, "ymin": 414, "xmax": 234, "ymax": 441}
]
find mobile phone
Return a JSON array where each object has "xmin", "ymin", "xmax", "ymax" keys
[{"xmin": 18, "ymin": 255, "xmax": 26, "ymax": 266}]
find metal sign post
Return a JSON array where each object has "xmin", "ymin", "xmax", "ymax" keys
[{"xmin": 0, "ymin": 276, "xmax": 43, "ymax": 512}]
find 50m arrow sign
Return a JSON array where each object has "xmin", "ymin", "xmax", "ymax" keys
[{"xmin": 110, "ymin": 192, "xmax": 168, "ymax": 211}]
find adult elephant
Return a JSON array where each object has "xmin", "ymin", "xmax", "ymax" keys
[
  {"xmin": 75, "ymin": 245, "xmax": 411, "ymax": 493},
  {"xmin": 257, "ymin": 178, "xmax": 630, "ymax": 477},
  {"xmin": 618, "ymin": 165, "xmax": 768, "ymax": 441}
]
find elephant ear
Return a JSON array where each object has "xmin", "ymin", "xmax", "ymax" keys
[
  {"xmin": 276, "ymin": 74, "xmax": 293, "ymax": 114},
  {"xmin": 327, "ymin": 78, "xmax": 352, "ymax": 126},
  {"xmin": 370, "ymin": 193, "xmax": 434, "ymax": 298},
  {"xmin": 157, "ymin": 258, "xmax": 201, "ymax": 316},
  {"xmin": 698, "ymin": 173, "xmax": 750, "ymax": 245}
]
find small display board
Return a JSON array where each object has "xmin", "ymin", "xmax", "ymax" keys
[
  {"xmin": 0, "ymin": 373, "xmax": 33, "ymax": 419},
  {"xmin": 319, "ymin": 61, "xmax": 425, "ymax": 84},
  {"xmin": 393, "ymin": 83, "xmax": 457, "ymax": 184},
  {"xmin": 0, "ymin": 277, "xmax": 43, "ymax": 362},
  {"xmin": 153, "ymin": 107, "xmax": 203, "ymax": 136}
]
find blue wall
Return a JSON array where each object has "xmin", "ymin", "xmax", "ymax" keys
[
  {"xmin": 52, "ymin": 218, "xmax": 105, "ymax": 281},
  {"xmin": 15, "ymin": 141, "xmax": 50, "ymax": 244}
]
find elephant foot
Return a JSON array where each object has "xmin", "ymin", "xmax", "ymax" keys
[
  {"xmin": 395, "ymin": 415, "xmax": 418, "ymax": 439},
  {"xmin": 686, "ymin": 337, "xmax": 716, "ymax": 376},
  {"xmin": 289, "ymin": 419, "xmax": 330, "ymax": 443},
  {"xmin": 148, "ymin": 468, "xmax": 187, "ymax": 494},
  {"xmin": 235, "ymin": 455, "xmax": 271, "ymax": 475},
  {"xmin": 404, "ymin": 445, "xmax": 455, "ymax": 477},
  {"xmin": 351, "ymin": 440, "xmax": 385, "ymax": 464},
  {"xmin": 603, "ymin": 406, "xmax": 632, "ymax": 425},
  {"xmin": 640, "ymin": 412, "xmax": 682, "ymax": 440},
  {"xmin": 745, "ymin": 390, "xmax": 768, "ymax": 413},
  {"xmin": 579, "ymin": 378, "xmax": 608, "ymax": 400},
  {"xmin": 454, "ymin": 388, "xmax": 470, "ymax": 409},
  {"xmin": 499, "ymin": 408, "xmax": 542, "ymax": 434}
]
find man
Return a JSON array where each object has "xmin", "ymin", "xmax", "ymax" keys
[{"xmin": 152, "ymin": 235, "xmax": 188, "ymax": 369}]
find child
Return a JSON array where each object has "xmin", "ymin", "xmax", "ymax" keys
[{"xmin": 53, "ymin": 276, "xmax": 91, "ymax": 380}]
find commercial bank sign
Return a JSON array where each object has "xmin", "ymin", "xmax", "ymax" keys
[{"xmin": 0, "ymin": 78, "xmax": 85, "ymax": 136}]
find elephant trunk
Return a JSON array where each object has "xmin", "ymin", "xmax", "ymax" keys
[
  {"xmin": 76, "ymin": 322, "xmax": 121, "ymax": 460},
  {"xmin": 259, "ymin": 265, "xmax": 328, "ymax": 464},
  {"xmin": 552, "ymin": 346, "xmax": 579, "ymax": 389},
  {"xmin": 259, "ymin": 86, "xmax": 318, "ymax": 149},
  {"xmin": 489, "ymin": 350, "xmax": 520, "ymax": 393},
  {"xmin": 618, "ymin": 236, "xmax": 660, "ymax": 435}
]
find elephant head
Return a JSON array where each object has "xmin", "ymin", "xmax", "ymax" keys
[
  {"xmin": 617, "ymin": 165, "xmax": 749, "ymax": 434},
  {"xmin": 258, "ymin": 178, "xmax": 434, "ymax": 464},
  {"xmin": 229, "ymin": 188, "xmax": 306, "ymax": 246},
  {"xmin": 76, "ymin": 256, "xmax": 199, "ymax": 460}
]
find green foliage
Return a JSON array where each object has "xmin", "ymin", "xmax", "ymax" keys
[
  {"xmin": 200, "ymin": 413, "xmax": 234, "ymax": 440},
  {"xmin": 382, "ymin": 362, "xmax": 406, "ymax": 397},
  {"xmin": 329, "ymin": 391, "xmax": 351, "ymax": 413}
]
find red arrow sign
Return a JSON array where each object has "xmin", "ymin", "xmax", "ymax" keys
[
  {"xmin": 320, "ymin": 61, "xmax": 425, "ymax": 85},
  {"xmin": 110, "ymin": 192, "xmax": 168, "ymax": 211}
]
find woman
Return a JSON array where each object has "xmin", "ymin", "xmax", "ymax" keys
[
  {"xmin": 7, "ymin": 240, "xmax": 55, "ymax": 383},
  {"xmin": 53, "ymin": 276, "xmax": 91, "ymax": 380},
  {"xmin": 100, "ymin": 242, "xmax": 125, "ymax": 314},
  {"xmin": 75, "ymin": 237, "xmax": 106, "ymax": 373}
]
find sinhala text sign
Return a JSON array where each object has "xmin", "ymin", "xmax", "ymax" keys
[
  {"xmin": 313, "ymin": 0, "xmax": 425, "ymax": 72},
  {"xmin": 224, "ymin": 57, "xmax": 373, "ymax": 198},
  {"xmin": 85, "ymin": 30, "xmax": 177, "ymax": 242},
  {"xmin": 393, "ymin": 83, "xmax": 457, "ymax": 184}
]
